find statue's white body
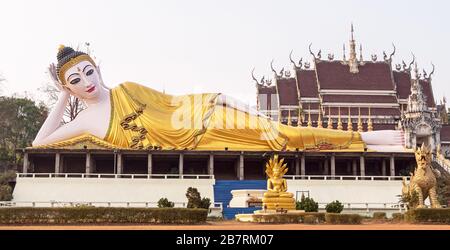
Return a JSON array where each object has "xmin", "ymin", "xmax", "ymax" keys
[{"xmin": 32, "ymin": 60, "xmax": 406, "ymax": 151}]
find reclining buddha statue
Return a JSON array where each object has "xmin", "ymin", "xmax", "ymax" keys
[{"xmin": 32, "ymin": 45, "xmax": 405, "ymax": 151}]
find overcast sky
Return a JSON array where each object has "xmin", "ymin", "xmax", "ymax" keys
[{"xmin": 0, "ymin": 0, "xmax": 449, "ymax": 105}]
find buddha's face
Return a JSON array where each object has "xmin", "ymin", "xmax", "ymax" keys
[{"xmin": 63, "ymin": 60, "xmax": 101, "ymax": 100}]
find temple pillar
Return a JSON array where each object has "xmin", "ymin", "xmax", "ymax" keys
[
  {"xmin": 390, "ymin": 155, "xmax": 395, "ymax": 176},
  {"xmin": 300, "ymin": 154, "xmax": 306, "ymax": 176},
  {"xmin": 179, "ymin": 153, "xmax": 184, "ymax": 176},
  {"xmin": 23, "ymin": 152, "xmax": 29, "ymax": 174},
  {"xmin": 147, "ymin": 154, "xmax": 152, "ymax": 175},
  {"xmin": 116, "ymin": 153, "xmax": 123, "ymax": 175},
  {"xmin": 55, "ymin": 153, "xmax": 61, "ymax": 174},
  {"xmin": 352, "ymin": 159, "xmax": 357, "ymax": 176},
  {"xmin": 238, "ymin": 153, "xmax": 244, "ymax": 180},
  {"xmin": 295, "ymin": 155, "xmax": 300, "ymax": 175},
  {"xmin": 208, "ymin": 154, "xmax": 214, "ymax": 175},
  {"xmin": 323, "ymin": 159, "xmax": 329, "ymax": 175},
  {"xmin": 330, "ymin": 154, "xmax": 336, "ymax": 176},
  {"xmin": 382, "ymin": 159, "xmax": 387, "ymax": 176},
  {"xmin": 86, "ymin": 153, "xmax": 93, "ymax": 174},
  {"xmin": 359, "ymin": 155, "xmax": 365, "ymax": 177}
]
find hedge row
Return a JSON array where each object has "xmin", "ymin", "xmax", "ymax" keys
[
  {"xmin": 252, "ymin": 212, "xmax": 326, "ymax": 224},
  {"xmin": 325, "ymin": 213, "xmax": 362, "ymax": 224},
  {"xmin": 0, "ymin": 207, "xmax": 208, "ymax": 224},
  {"xmin": 405, "ymin": 208, "xmax": 450, "ymax": 224}
]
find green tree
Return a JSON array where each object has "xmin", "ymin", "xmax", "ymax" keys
[
  {"xmin": 186, "ymin": 187, "xmax": 211, "ymax": 209},
  {"xmin": 0, "ymin": 96, "xmax": 48, "ymax": 171}
]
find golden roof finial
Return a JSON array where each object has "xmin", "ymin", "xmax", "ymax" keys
[
  {"xmin": 347, "ymin": 107, "xmax": 353, "ymax": 131},
  {"xmin": 357, "ymin": 107, "xmax": 363, "ymax": 132},
  {"xmin": 337, "ymin": 107, "xmax": 343, "ymax": 130},
  {"xmin": 287, "ymin": 110, "xmax": 292, "ymax": 126},
  {"xmin": 317, "ymin": 106, "xmax": 323, "ymax": 128},
  {"xmin": 367, "ymin": 107, "xmax": 373, "ymax": 132},
  {"xmin": 327, "ymin": 106, "xmax": 333, "ymax": 129},
  {"xmin": 307, "ymin": 104, "xmax": 312, "ymax": 128}
]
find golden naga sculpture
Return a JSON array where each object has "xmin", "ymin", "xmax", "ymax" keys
[
  {"xmin": 262, "ymin": 155, "xmax": 296, "ymax": 210},
  {"xmin": 401, "ymin": 144, "xmax": 441, "ymax": 209}
]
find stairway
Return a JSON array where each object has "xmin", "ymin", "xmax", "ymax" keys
[{"xmin": 213, "ymin": 180, "xmax": 266, "ymax": 219}]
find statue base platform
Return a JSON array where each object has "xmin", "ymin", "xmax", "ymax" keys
[{"xmin": 235, "ymin": 209, "xmax": 305, "ymax": 222}]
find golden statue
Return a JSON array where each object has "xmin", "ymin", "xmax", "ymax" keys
[
  {"xmin": 262, "ymin": 155, "xmax": 296, "ymax": 210},
  {"xmin": 401, "ymin": 143, "xmax": 441, "ymax": 209},
  {"xmin": 32, "ymin": 45, "xmax": 405, "ymax": 152}
]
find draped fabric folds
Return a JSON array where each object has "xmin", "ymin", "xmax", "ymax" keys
[{"xmin": 104, "ymin": 82, "xmax": 366, "ymax": 151}]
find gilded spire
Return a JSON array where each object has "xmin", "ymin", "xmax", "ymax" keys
[
  {"xmin": 327, "ymin": 106, "xmax": 333, "ymax": 129},
  {"xmin": 317, "ymin": 106, "xmax": 323, "ymax": 128},
  {"xmin": 337, "ymin": 107, "xmax": 343, "ymax": 130},
  {"xmin": 359, "ymin": 44, "xmax": 363, "ymax": 62},
  {"xmin": 367, "ymin": 107, "xmax": 373, "ymax": 132},
  {"xmin": 348, "ymin": 23, "xmax": 359, "ymax": 74},
  {"xmin": 347, "ymin": 107, "xmax": 353, "ymax": 131},
  {"xmin": 357, "ymin": 107, "xmax": 363, "ymax": 132},
  {"xmin": 307, "ymin": 105, "xmax": 312, "ymax": 128},
  {"xmin": 287, "ymin": 110, "xmax": 292, "ymax": 126}
]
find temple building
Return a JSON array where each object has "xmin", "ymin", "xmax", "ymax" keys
[{"xmin": 254, "ymin": 25, "xmax": 449, "ymax": 153}]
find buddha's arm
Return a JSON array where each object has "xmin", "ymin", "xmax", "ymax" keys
[
  {"xmin": 32, "ymin": 115, "xmax": 88, "ymax": 146},
  {"xmin": 32, "ymin": 91, "xmax": 70, "ymax": 146},
  {"xmin": 267, "ymin": 179, "xmax": 273, "ymax": 191}
]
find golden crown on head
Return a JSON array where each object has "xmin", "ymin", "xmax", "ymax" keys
[
  {"xmin": 265, "ymin": 155, "xmax": 289, "ymax": 178},
  {"xmin": 415, "ymin": 143, "xmax": 431, "ymax": 163},
  {"xmin": 56, "ymin": 44, "xmax": 96, "ymax": 85}
]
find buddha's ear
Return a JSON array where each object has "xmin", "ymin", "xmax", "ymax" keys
[{"xmin": 96, "ymin": 65, "xmax": 109, "ymax": 90}]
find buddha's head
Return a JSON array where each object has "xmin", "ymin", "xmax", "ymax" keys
[{"xmin": 56, "ymin": 45, "xmax": 103, "ymax": 100}]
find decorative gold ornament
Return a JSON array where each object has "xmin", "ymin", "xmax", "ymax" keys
[
  {"xmin": 327, "ymin": 106, "xmax": 333, "ymax": 129},
  {"xmin": 367, "ymin": 107, "xmax": 373, "ymax": 131},
  {"xmin": 337, "ymin": 107, "xmax": 343, "ymax": 130}
]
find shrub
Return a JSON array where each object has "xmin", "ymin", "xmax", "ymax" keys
[
  {"xmin": 0, "ymin": 185, "xmax": 13, "ymax": 201},
  {"xmin": 0, "ymin": 207, "xmax": 208, "ymax": 224},
  {"xmin": 391, "ymin": 213, "xmax": 404, "ymax": 222},
  {"xmin": 325, "ymin": 200, "xmax": 344, "ymax": 213},
  {"xmin": 296, "ymin": 194, "xmax": 318, "ymax": 212},
  {"xmin": 405, "ymin": 208, "xmax": 450, "ymax": 224},
  {"xmin": 372, "ymin": 212, "xmax": 387, "ymax": 220},
  {"xmin": 325, "ymin": 213, "xmax": 362, "ymax": 224},
  {"xmin": 157, "ymin": 198, "xmax": 174, "ymax": 208},
  {"xmin": 186, "ymin": 187, "xmax": 211, "ymax": 209},
  {"xmin": 251, "ymin": 212, "xmax": 326, "ymax": 224}
]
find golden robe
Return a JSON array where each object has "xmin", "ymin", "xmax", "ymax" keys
[{"xmin": 103, "ymin": 82, "xmax": 365, "ymax": 151}]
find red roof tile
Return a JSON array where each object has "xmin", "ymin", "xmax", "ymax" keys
[
  {"xmin": 276, "ymin": 78, "xmax": 299, "ymax": 106},
  {"xmin": 419, "ymin": 79, "xmax": 436, "ymax": 108},
  {"xmin": 393, "ymin": 71, "xmax": 411, "ymax": 99},
  {"xmin": 322, "ymin": 95, "xmax": 398, "ymax": 103},
  {"xmin": 296, "ymin": 69, "xmax": 319, "ymax": 98},
  {"xmin": 315, "ymin": 61, "xmax": 395, "ymax": 90}
]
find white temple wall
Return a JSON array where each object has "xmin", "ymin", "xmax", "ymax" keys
[
  {"xmin": 287, "ymin": 180, "xmax": 404, "ymax": 207},
  {"xmin": 13, "ymin": 177, "xmax": 215, "ymax": 206}
]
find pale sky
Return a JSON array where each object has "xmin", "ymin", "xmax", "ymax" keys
[{"xmin": 0, "ymin": 0, "xmax": 449, "ymax": 105}]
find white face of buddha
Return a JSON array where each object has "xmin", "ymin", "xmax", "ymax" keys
[{"xmin": 63, "ymin": 60, "xmax": 102, "ymax": 100}]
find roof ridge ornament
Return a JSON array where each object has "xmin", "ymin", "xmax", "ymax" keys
[{"xmin": 251, "ymin": 68, "xmax": 263, "ymax": 87}]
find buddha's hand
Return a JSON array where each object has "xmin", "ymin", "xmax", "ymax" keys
[{"xmin": 48, "ymin": 63, "xmax": 70, "ymax": 94}]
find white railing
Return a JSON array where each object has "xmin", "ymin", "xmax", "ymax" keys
[
  {"xmin": 17, "ymin": 173, "xmax": 214, "ymax": 179},
  {"xmin": 285, "ymin": 175, "xmax": 409, "ymax": 181},
  {"xmin": 316, "ymin": 202, "xmax": 406, "ymax": 213},
  {"xmin": 0, "ymin": 201, "xmax": 223, "ymax": 210}
]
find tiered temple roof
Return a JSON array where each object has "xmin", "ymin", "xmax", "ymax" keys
[{"xmin": 254, "ymin": 25, "xmax": 439, "ymax": 132}]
